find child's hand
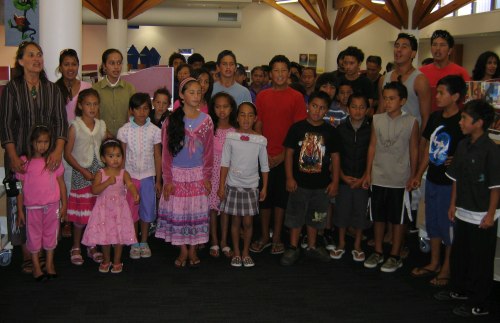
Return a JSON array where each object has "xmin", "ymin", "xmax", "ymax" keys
[
  {"xmin": 405, "ymin": 178, "xmax": 414, "ymax": 191},
  {"xmin": 326, "ymin": 182, "xmax": 338, "ymax": 197},
  {"xmin": 203, "ymin": 180, "xmax": 211, "ymax": 195},
  {"xmin": 218, "ymin": 186, "xmax": 225, "ymax": 200},
  {"xmin": 410, "ymin": 177, "xmax": 421, "ymax": 190},
  {"xmin": 286, "ymin": 178, "xmax": 297, "ymax": 193},
  {"xmin": 349, "ymin": 178, "xmax": 363, "ymax": 189},
  {"xmin": 133, "ymin": 193, "xmax": 140, "ymax": 204},
  {"xmin": 82, "ymin": 169, "xmax": 95, "ymax": 181},
  {"xmin": 16, "ymin": 210, "xmax": 26, "ymax": 227},
  {"xmin": 448, "ymin": 205, "xmax": 456, "ymax": 222},
  {"xmin": 59, "ymin": 206, "xmax": 68, "ymax": 223},
  {"xmin": 163, "ymin": 183, "xmax": 174, "ymax": 200},
  {"xmin": 479, "ymin": 214, "xmax": 494, "ymax": 229},
  {"xmin": 361, "ymin": 175, "xmax": 371, "ymax": 190},
  {"xmin": 259, "ymin": 188, "xmax": 267, "ymax": 201},
  {"xmin": 107, "ymin": 175, "xmax": 116, "ymax": 185},
  {"xmin": 342, "ymin": 175, "xmax": 357, "ymax": 186},
  {"xmin": 155, "ymin": 180, "xmax": 162, "ymax": 198}
]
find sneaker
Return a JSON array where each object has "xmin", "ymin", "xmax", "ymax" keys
[
  {"xmin": 453, "ymin": 304, "xmax": 489, "ymax": 317},
  {"xmin": 300, "ymin": 235, "xmax": 308, "ymax": 249},
  {"xmin": 129, "ymin": 245, "xmax": 141, "ymax": 259},
  {"xmin": 140, "ymin": 243, "xmax": 152, "ymax": 258},
  {"xmin": 434, "ymin": 290, "xmax": 469, "ymax": 301},
  {"xmin": 323, "ymin": 231, "xmax": 336, "ymax": 251},
  {"xmin": 230, "ymin": 256, "xmax": 242, "ymax": 267},
  {"xmin": 363, "ymin": 253, "xmax": 384, "ymax": 269},
  {"xmin": 280, "ymin": 247, "xmax": 300, "ymax": 266},
  {"xmin": 380, "ymin": 257, "xmax": 403, "ymax": 273},
  {"xmin": 305, "ymin": 247, "xmax": 331, "ymax": 263}
]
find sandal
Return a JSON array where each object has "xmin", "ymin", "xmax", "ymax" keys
[
  {"xmin": 209, "ymin": 245, "xmax": 220, "ymax": 258},
  {"xmin": 70, "ymin": 248, "xmax": 84, "ymax": 266},
  {"xmin": 221, "ymin": 246, "xmax": 233, "ymax": 258},
  {"xmin": 351, "ymin": 250, "xmax": 365, "ymax": 262},
  {"xmin": 98, "ymin": 262, "xmax": 112, "ymax": 273},
  {"xmin": 87, "ymin": 247, "xmax": 104, "ymax": 263},
  {"xmin": 174, "ymin": 258, "xmax": 187, "ymax": 268},
  {"xmin": 231, "ymin": 256, "xmax": 242, "ymax": 267},
  {"xmin": 270, "ymin": 242, "xmax": 285, "ymax": 255},
  {"xmin": 111, "ymin": 263, "xmax": 123, "ymax": 274},
  {"xmin": 189, "ymin": 258, "xmax": 201, "ymax": 268},
  {"xmin": 242, "ymin": 256, "xmax": 255, "ymax": 268},
  {"xmin": 330, "ymin": 247, "xmax": 345, "ymax": 260},
  {"xmin": 21, "ymin": 259, "xmax": 33, "ymax": 275},
  {"xmin": 249, "ymin": 240, "xmax": 272, "ymax": 253},
  {"xmin": 430, "ymin": 276, "xmax": 450, "ymax": 287},
  {"xmin": 411, "ymin": 266, "xmax": 440, "ymax": 278}
]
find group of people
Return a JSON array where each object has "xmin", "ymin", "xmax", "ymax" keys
[{"xmin": 0, "ymin": 28, "xmax": 499, "ymax": 318}]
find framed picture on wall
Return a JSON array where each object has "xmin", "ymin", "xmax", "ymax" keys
[
  {"xmin": 299, "ymin": 54, "xmax": 308, "ymax": 66},
  {"xmin": 308, "ymin": 54, "xmax": 317, "ymax": 68}
]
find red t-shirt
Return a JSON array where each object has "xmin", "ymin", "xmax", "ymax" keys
[
  {"xmin": 420, "ymin": 63, "xmax": 471, "ymax": 111},
  {"xmin": 256, "ymin": 87, "xmax": 307, "ymax": 157}
]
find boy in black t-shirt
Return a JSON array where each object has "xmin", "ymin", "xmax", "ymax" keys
[
  {"xmin": 410, "ymin": 75, "xmax": 466, "ymax": 286},
  {"xmin": 280, "ymin": 91, "xmax": 340, "ymax": 266}
]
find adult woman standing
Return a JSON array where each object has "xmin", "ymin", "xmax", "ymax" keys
[
  {"xmin": 472, "ymin": 51, "xmax": 500, "ymax": 81},
  {"xmin": 56, "ymin": 49, "xmax": 92, "ymax": 238},
  {"xmin": 0, "ymin": 41, "xmax": 68, "ymax": 275},
  {"xmin": 93, "ymin": 48, "xmax": 135, "ymax": 137}
]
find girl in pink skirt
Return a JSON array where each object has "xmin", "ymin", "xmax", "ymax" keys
[{"xmin": 156, "ymin": 77, "xmax": 214, "ymax": 268}]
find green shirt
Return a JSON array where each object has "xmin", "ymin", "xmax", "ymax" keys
[{"xmin": 93, "ymin": 78, "xmax": 135, "ymax": 136}]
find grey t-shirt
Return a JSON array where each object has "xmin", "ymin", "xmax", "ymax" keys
[{"xmin": 212, "ymin": 81, "xmax": 252, "ymax": 105}]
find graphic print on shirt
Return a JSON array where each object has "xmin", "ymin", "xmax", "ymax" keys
[
  {"xmin": 429, "ymin": 125, "xmax": 450, "ymax": 166},
  {"xmin": 298, "ymin": 132, "xmax": 324, "ymax": 173}
]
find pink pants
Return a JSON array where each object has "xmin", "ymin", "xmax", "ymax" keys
[{"xmin": 25, "ymin": 202, "xmax": 60, "ymax": 253}]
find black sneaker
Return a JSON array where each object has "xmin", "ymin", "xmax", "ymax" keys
[
  {"xmin": 434, "ymin": 290, "xmax": 469, "ymax": 301},
  {"xmin": 453, "ymin": 304, "xmax": 489, "ymax": 317},
  {"xmin": 305, "ymin": 247, "xmax": 331, "ymax": 263},
  {"xmin": 280, "ymin": 247, "xmax": 300, "ymax": 266}
]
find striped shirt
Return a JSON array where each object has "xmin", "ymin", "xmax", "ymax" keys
[{"xmin": 0, "ymin": 77, "xmax": 68, "ymax": 159}]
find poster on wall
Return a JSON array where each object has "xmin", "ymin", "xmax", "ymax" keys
[
  {"xmin": 299, "ymin": 54, "xmax": 308, "ymax": 67},
  {"xmin": 308, "ymin": 54, "xmax": 317, "ymax": 68},
  {"xmin": 3, "ymin": 0, "xmax": 40, "ymax": 46}
]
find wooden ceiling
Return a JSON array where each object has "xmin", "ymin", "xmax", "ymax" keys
[{"xmin": 83, "ymin": 0, "xmax": 476, "ymax": 40}]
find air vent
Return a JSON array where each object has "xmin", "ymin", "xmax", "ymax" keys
[{"xmin": 218, "ymin": 12, "xmax": 238, "ymax": 22}]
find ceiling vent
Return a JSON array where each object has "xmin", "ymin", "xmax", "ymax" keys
[{"xmin": 218, "ymin": 12, "xmax": 238, "ymax": 21}]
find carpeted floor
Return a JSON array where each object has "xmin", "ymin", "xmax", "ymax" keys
[{"xmin": 1, "ymin": 230, "xmax": 499, "ymax": 323}]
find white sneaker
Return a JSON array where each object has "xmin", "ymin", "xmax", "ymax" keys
[{"xmin": 130, "ymin": 245, "xmax": 141, "ymax": 259}]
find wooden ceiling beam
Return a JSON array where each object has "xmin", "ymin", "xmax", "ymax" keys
[
  {"xmin": 384, "ymin": 0, "xmax": 404, "ymax": 27},
  {"xmin": 123, "ymin": 0, "xmax": 164, "ymax": 20},
  {"xmin": 337, "ymin": 13, "xmax": 378, "ymax": 40},
  {"xmin": 353, "ymin": 0, "xmax": 401, "ymax": 28},
  {"xmin": 317, "ymin": 0, "xmax": 332, "ymax": 33},
  {"xmin": 299, "ymin": 0, "xmax": 330, "ymax": 38},
  {"xmin": 112, "ymin": 0, "xmax": 119, "ymax": 19},
  {"xmin": 333, "ymin": 0, "xmax": 358, "ymax": 10},
  {"xmin": 338, "ymin": 6, "xmax": 361, "ymax": 33},
  {"xmin": 83, "ymin": 0, "xmax": 111, "ymax": 19},
  {"xmin": 412, "ymin": 0, "xmax": 439, "ymax": 28},
  {"xmin": 418, "ymin": 0, "xmax": 474, "ymax": 29},
  {"xmin": 262, "ymin": 0, "xmax": 326, "ymax": 39},
  {"xmin": 399, "ymin": 0, "xmax": 409, "ymax": 29},
  {"xmin": 332, "ymin": 7, "xmax": 349, "ymax": 39}
]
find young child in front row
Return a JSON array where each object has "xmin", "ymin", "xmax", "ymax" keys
[
  {"xmin": 82, "ymin": 140, "xmax": 139, "ymax": 274},
  {"xmin": 65, "ymin": 89, "xmax": 107, "ymax": 266},
  {"xmin": 218, "ymin": 102, "xmax": 269, "ymax": 268},
  {"xmin": 362, "ymin": 81, "xmax": 419, "ymax": 273},
  {"xmin": 332, "ymin": 92, "xmax": 372, "ymax": 262},
  {"xmin": 118, "ymin": 93, "xmax": 162, "ymax": 259},
  {"xmin": 410, "ymin": 75, "xmax": 466, "ymax": 286},
  {"xmin": 280, "ymin": 91, "xmax": 340, "ymax": 266},
  {"xmin": 16, "ymin": 125, "xmax": 67, "ymax": 281},
  {"xmin": 208, "ymin": 92, "xmax": 237, "ymax": 258},
  {"xmin": 434, "ymin": 100, "xmax": 499, "ymax": 317}
]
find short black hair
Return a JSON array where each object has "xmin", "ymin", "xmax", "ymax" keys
[
  {"xmin": 308, "ymin": 91, "xmax": 331, "ymax": 107},
  {"xmin": 396, "ymin": 33, "xmax": 418, "ymax": 51},
  {"xmin": 129, "ymin": 92, "xmax": 152, "ymax": 110},
  {"xmin": 437, "ymin": 75, "xmax": 467, "ymax": 103},
  {"xmin": 431, "ymin": 30, "xmax": 455, "ymax": 48},
  {"xmin": 343, "ymin": 46, "xmax": 365, "ymax": 63},
  {"xmin": 168, "ymin": 52, "xmax": 186, "ymax": 66},
  {"xmin": 203, "ymin": 61, "xmax": 217, "ymax": 72},
  {"xmin": 290, "ymin": 62, "xmax": 303, "ymax": 75},
  {"xmin": 463, "ymin": 99, "xmax": 495, "ymax": 130},
  {"xmin": 187, "ymin": 53, "xmax": 205, "ymax": 65},
  {"xmin": 383, "ymin": 81, "xmax": 408, "ymax": 100},
  {"xmin": 216, "ymin": 50, "xmax": 237, "ymax": 65},
  {"xmin": 366, "ymin": 55, "xmax": 382, "ymax": 67},
  {"xmin": 269, "ymin": 55, "xmax": 290, "ymax": 70},
  {"xmin": 347, "ymin": 91, "xmax": 370, "ymax": 109},
  {"xmin": 153, "ymin": 87, "xmax": 172, "ymax": 101},
  {"xmin": 301, "ymin": 66, "xmax": 317, "ymax": 77},
  {"xmin": 314, "ymin": 72, "xmax": 337, "ymax": 92}
]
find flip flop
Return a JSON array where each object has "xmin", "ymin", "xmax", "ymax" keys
[
  {"xmin": 221, "ymin": 246, "xmax": 233, "ymax": 258},
  {"xmin": 189, "ymin": 258, "xmax": 201, "ymax": 268},
  {"xmin": 411, "ymin": 266, "xmax": 440, "ymax": 278},
  {"xmin": 271, "ymin": 242, "xmax": 285, "ymax": 255},
  {"xmin": 174, "ymin": 258, "xmax": 187, "ymax": 268},
  {"xmin": 352, "ymin": 250, "xmax": 365, "ymax": 262},
  {"xmin": 249, "ymin": 240, "xmax": 272, "ymax": 253},
  {"xmin": 330, "ymin": 247, "xmax": 345, "ymax": 260},
  {"xmin": 430, "ymin": 276, "xmax": 450, "ymax": 287},
  {"xmin": 209, "ymin": 245, "xmax": 220, "ymax": 258}
]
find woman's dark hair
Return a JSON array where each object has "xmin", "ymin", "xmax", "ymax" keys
[
  {"xmin": 99, "ymin": 139, "xmax": 124, "ymax": 158},
  {"xmin": 437, "ymin": 75, "xmax": 467, "ymax": 103},
  {"xmin": 27, "ymin": 124, "xmax": 52, "ymax": 161},
  {"xmin": 193, "ymin": 68, "xmax": 213, "ymax": 104},
  {"xmin": 167, "ymin": 78, "xmax": 199, "ymax": 156},
  {"xmin": 176, "ymin": 63, "xmax": 194, "ymax": 82},
  {"xmin": 129, "ymin": 92, "xmax": 152, "ymax": 111},
  {"xmin": 209, "ymin": 92, "xmax": 238, "ymax": 132},
  {"xmin": 75, "ymin": 88, "xmax": 100, "ymax": 117},
  {"xmin": 56, "ymin": 48, "xmax": 80, "ymax": 102},
  {"xmin": 472, "ymin": 51, "xmax": 500, "ymax": 81},
  {"xmin": 13, "ymin": 41, "xmax": 48, "ymax": 80},
  {"xmin": 99, "ymin": 48, "xmax": 123, "ymax": 77}
]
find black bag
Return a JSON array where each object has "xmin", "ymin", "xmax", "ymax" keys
[{"xmin": 2, "ymin": 175, "xmax": 22, "ymax": 197}]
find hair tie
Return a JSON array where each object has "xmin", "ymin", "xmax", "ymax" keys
[{"xmin": 179, "ymin": 77, "xmax": 197, "ymax": 97}]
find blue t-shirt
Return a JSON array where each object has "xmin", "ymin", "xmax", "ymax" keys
[{"xmin": 211, "ymin": 81, "xmax": 252, "ymax": 106}]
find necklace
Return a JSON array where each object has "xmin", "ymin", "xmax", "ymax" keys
[
  {"xmin": 395, "ymin": 66, "xmax": 415, "ymax": 83},
  {"xmin": 66, "ymin": 80, "xmax": 74, "ymax": 98},
  {"xmin": 25, "ymin": 78, "xmax": 40, "ymax": 100}
]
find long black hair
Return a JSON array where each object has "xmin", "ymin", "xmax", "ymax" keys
[
  {"xmin": 167, "ymin": 78, "xmax": 199, "ymax": 156},
  {"xmin": 208, "ymin": 92, "xmax": 238, "ymax": 132},
  {"xmin": 55, "ymin": 48, "xmax": 80, "ymax": 102},
  {"xmin": 472, "ymin": 51, "xmax": 500, "ymax": 81},
  {"xmin": 193, "ymin": 68, "xmax": 213, "ymax": 104}
]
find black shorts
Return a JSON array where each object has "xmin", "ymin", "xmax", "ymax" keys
[
  {"xmin": 369, "ymin": 185, "xmax": 411, "ymax": 225},
  {"xmin": 259, "ymin": 162, "xmax": 289, "ymax": 210}
]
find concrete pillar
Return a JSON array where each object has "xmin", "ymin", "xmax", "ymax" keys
[
  {"xmin": 107, "ymin": 0, "xmax": 128, "ymax": 72},
  {"xmin": 325, "ymin": 40, "xmax": 341, "ymax": 72},
  {"xmin": 39, "ymin": 0, "xmax": 82, "ymax": 82}
]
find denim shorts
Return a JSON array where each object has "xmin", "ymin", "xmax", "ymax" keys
[
  {"xmin": 285, "ymin": 186, "xmax": 329, "ymax": 229},
  {"xmin": 425, "ymin": 180, "xmax": 454, "ymax": 246}
]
